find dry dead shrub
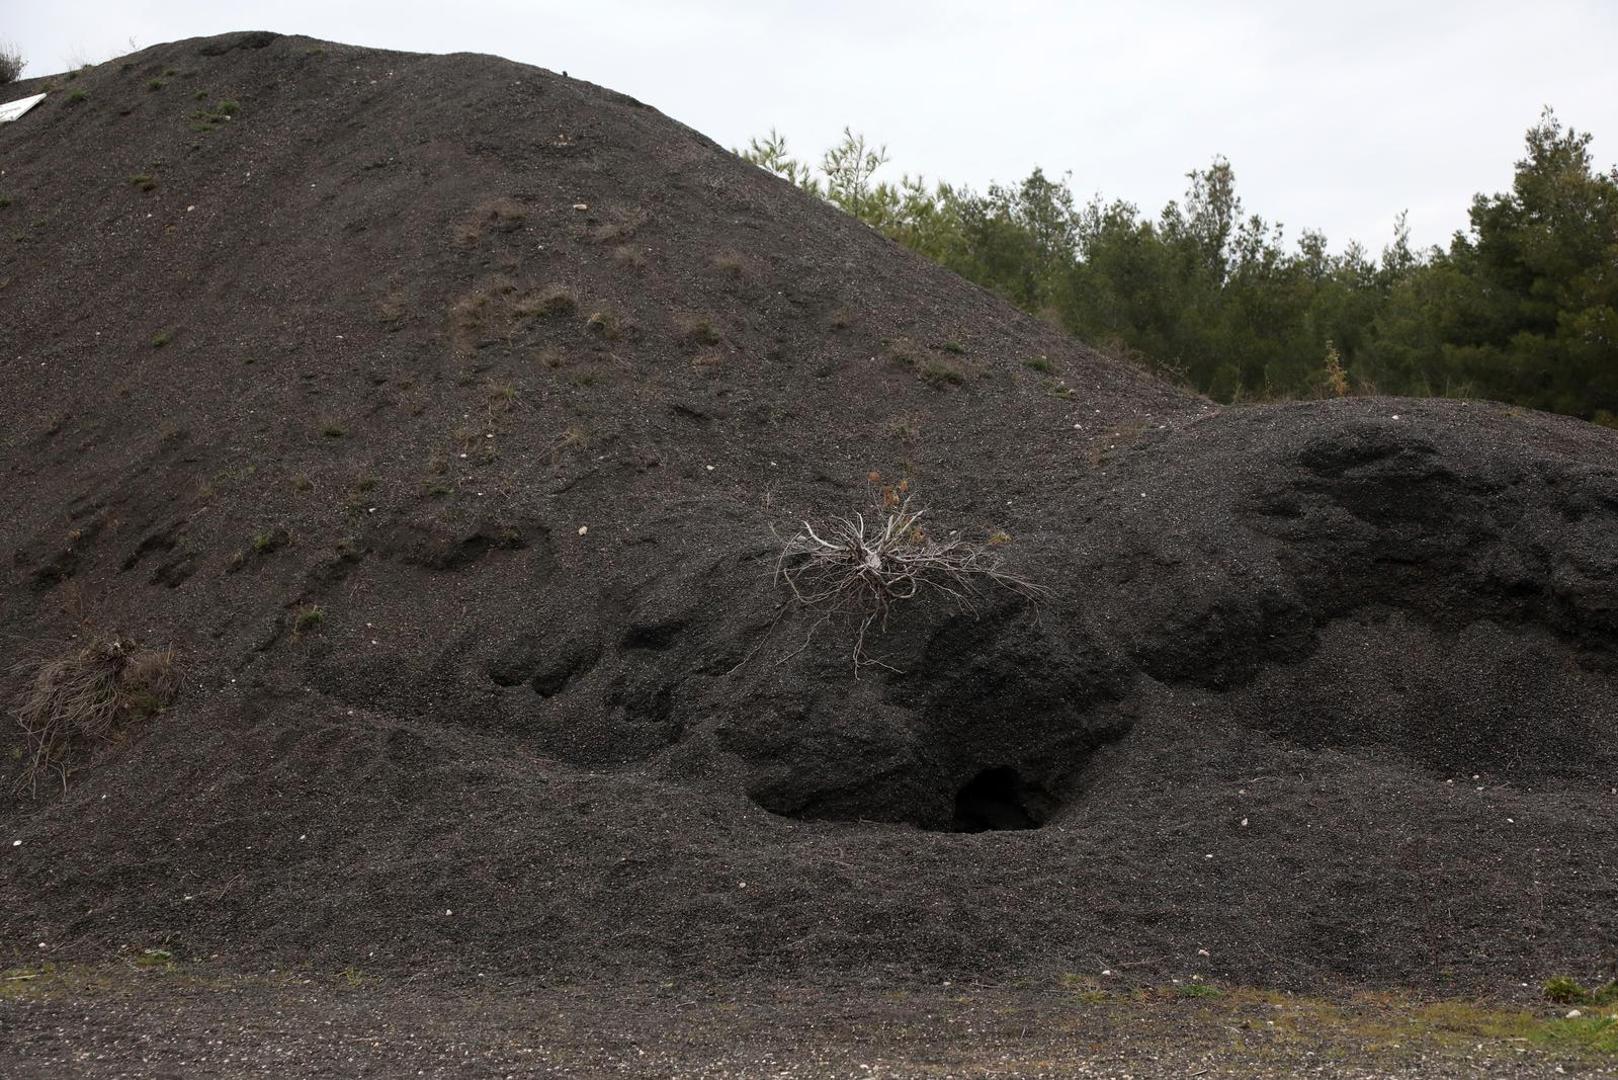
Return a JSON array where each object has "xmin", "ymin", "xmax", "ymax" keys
[
  {"xmin": 11, "ymin": 637, "xmax": 180, "ymax": 794},
  {"xmin": 0, "ymin": 43, "xmax": 22, "ymax": 86},
  {"xmin": 775, "ymin": 478, "xmax": 1045, "ymax": 673}
]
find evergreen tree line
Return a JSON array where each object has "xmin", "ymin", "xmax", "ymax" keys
[{"xmin": 740, "ymin": 110, "xmax": 1618, "ymax": 421}]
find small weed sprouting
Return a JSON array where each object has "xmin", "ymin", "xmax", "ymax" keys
[
  {"xmin": 486, "ymin": 380, "xmax": 518, "ymax": 411},
  {"xmin": 189, "ymin": 99, "xmax": 238, "ymax": 132},
  {"xmin": 920, "ymin": 358, "xmax": 966, "ymax": 388},
  {"xmin": 1023, "ymin": 354, "xmax": 1055, "ymax": 374},
  {"xmin": 1321, "ymin": 339, "xmax": 1350, "ymax": 398},
  {"xmin": 67, "ymin": 89, "xmax": 88, "ymax": 105},
  {"xmin": 612, "ymin": 244, "xmax": 647, "ymax": 270},
  {"xmin": 319, "ymin": 418, "xmax": 348, "ymax": 439},
  {"xmin": 131, "ymin": 947, "xmax": 176, "ymax": 972},
  {"xmin": 885, "ymin": 337, "xmax": 920, "ymax": 370},
  {"xmin": 1544, "ymin": 976, "xmax": 1618, "ymax": 1007},
  {"xmin": 291, "ymin": 604, "xmax": 326, "ymax": 638},
  {"xmin": 130, "ymin": 174, "xmax": 157, "ymax": 192},
  {"xmin": 291, "ymin": 473, "xmax": 313, "ymax": 493},
  {"xmin": 1174, "ymin": 983, "xmax": 1222, "ymax": 1000},
  {"xmin": 147, "ymin": 78, "xmax": 166, "ymax": 92},
  {"xmin": 941, "ymin": 340, "xmax": 966, "ymax": 355},
  {"xmin": 150, "ymin": 329, "xmax": 173, "ymax": 348},
  {"xmin": 250, "ymin": 528, "xmax": 287, "ymax": 554}
]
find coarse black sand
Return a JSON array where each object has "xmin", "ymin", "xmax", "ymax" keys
[{"xmin": 1, "ymin": 31, "xmax": 1614, "ymax": 1077}]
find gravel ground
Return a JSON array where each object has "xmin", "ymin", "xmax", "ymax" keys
[{"xmin": 3, "ymin": 966, "xmax": 1615, "ymax": 1078}]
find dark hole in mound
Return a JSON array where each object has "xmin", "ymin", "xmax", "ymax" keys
[{"xmin": 949, "ymin": 766, "xmax": 1054, "ymax": 833}]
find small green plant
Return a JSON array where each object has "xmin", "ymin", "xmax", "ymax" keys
[
  {"xmin": 67, "ymin": 89, "xmax": 88, "ymax": 105},
  {"xmin": 0, "ymin": 195, "xmax": 11, "ymax": 209},
  {"xmin": 1321, "ymin": 339, "xmax": 1350, "ymax": 397},
  {"xmin": 319, "ymin": 418, "xmax": 347, "ymax": 439},
  {"xmin": 1174, "ymin": 982, "xmax": 1222, "ymax": 999},
  {"xmin": 291, "ymin": 604, "xmax": 326, "ymax": 637},
  {"xmin": 250, "ymin": 527, "xmax": 290, "ymax": 555},
  {"xmin": 130, "ymin": 174, "xmax": 157, "ymax": 192},
  {"xmin": 1544, "ymin": 976, "xmax": 1618, "ymax": 1007},
  {"xmin": 147, "ymin": 78, "xmax": 166, "ymax": 92},
  {"xmin": 150, "ymin": 329, "xmax": 172, "ymax": 348},
  {"xmin": 919, "ymin": 358, "xmax": 965, "ymax": 387},
  {"xmin": 885, "ymin": 336, "xmax": 920, "ymax": 370},
  {"xmin": 486, "ymin": 380, "xmax": 517, "ymax": 408},
  {"xmin": 131, "ymin": 947, "xmax": 175, "ymax": 971},
  {"xmin": 1023, "ymin": 354, "xmax": 1055, "ymax": 374},
  {"xmin": 189, "ymin": 99, "xmax": 238, "ymax": 131},
  {"xmin": 940, "ymin": 340, "xmax": 966, "ymax": 355}
]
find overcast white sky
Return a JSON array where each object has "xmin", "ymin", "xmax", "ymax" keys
[{"xmin": 9, "ymin": 1, "xmax": 1616, "ymax": 254}]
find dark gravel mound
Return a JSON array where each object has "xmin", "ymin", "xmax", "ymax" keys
[{"xmin": 1, "ymin": 33, "xmax": 1614, "ymax": 995}]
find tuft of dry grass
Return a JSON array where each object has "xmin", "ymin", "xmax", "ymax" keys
[
  {"xmin": 711, "ymin": 251, "xmax": 747, "ymax": 278},
  {"xmin": 516, "ymin": 284, "xmax": 577, "ymax": 319},
  {"xmin": 454, "ymin": 197, "xmax": 527, "ymax": 247},
  {"xmin": 676, "ymin": 313, "xmax": 722, "ymax": 346},
  {"xmin": 585, "ymin": 309, "xmax": 622, "ymax": 340},
  {"xmin": 11, "ymin": 637, "xmax": 180, "ymax": 794}
]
